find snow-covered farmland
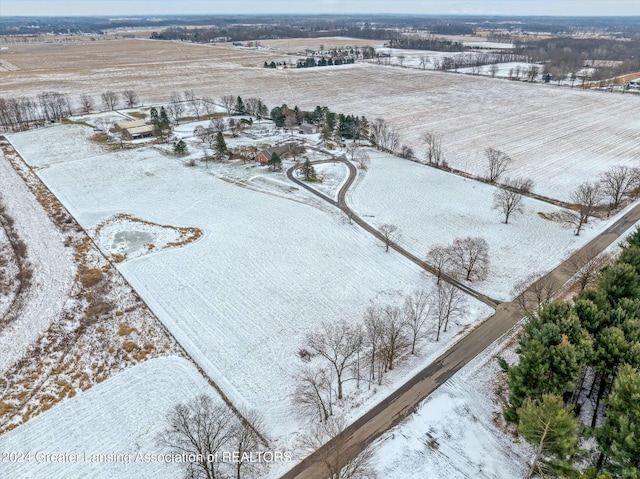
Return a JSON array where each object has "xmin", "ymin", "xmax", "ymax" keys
[
  {"xmin": 0, "ymin": 357, "xmax": 222, "ymax": 479},
  {"xmin": 6, "ymin": 124, "xmax": 491, "ymax": 445},
  {"xmin": 348, "ymin": 151, "xmax": 607, "ymax": 300},
  {"xmin": 0, "ymin": 150, "xmax": 75, "ymax": 375},
  {"xmin": 3, "ymin": 40, "xmax": 639, "ymax": 202}
]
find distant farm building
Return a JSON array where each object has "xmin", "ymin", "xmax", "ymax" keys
[
  {"xmin": 626, "ymin": 79, "xmax": 640, "ymax": 90},
  {"xmin": 255, "ymin": 143, "xmax": 305, "ymax": 165},
  {"xmin": 124, "ymin": 125, "xmax": 153, "ymax": 140},
  {"xmin": 115, "ymin": 119, "xmax": 153, "ymax": 140},
  {"xmin": 298, "ymin": 123, "xmax": 318, "ymax": 134}
]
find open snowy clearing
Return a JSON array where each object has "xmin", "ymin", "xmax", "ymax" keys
[
  {"xmin": 6, "ymin": 124, "xmax": 492, "ymax": 448},
  {"xmin": 0, "ymin": 151, "xmax": 75, "ymax": 375},
  {"xmin": 3, "ymin": 40, "xmax": 639, "ymax": 201},
  {"xmin": 348, "ymin": 150, "xmax": 615, "ymax": 300},
  {"xmin": 0, "ymin": 357, "xmax": 223, "ymax": 479}
]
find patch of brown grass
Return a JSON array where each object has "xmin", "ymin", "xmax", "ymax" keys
[
  {"xmin": 123, "ymin": 341, "xmax": 138, "ymax": 353},
  {"xmin": 118, "ymin": 324, "xmax": 140, "ymax": 337},
  {"xmin": 112, "ymin": 253, "xmax": 126, "ymax": 263},
  {"xmin": 78, "ymin": 266, "xmax": 103, "ymax": 287}
]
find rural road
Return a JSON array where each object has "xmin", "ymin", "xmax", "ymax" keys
[{"xmin": 283, "ymin": 155, "xmax": 640, "ymax": 479}]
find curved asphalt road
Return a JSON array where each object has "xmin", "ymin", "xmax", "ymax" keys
[{"xmin": 283, "ymin": 155, "xmax": 640, "ymax": 479}]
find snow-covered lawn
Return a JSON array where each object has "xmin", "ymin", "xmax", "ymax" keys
[
  {"xmin": 0, "ymin": 357, "xmax": 222, "ymax": 479},
  {"xmin": 347, "ymin": 150, "xmax": 615, "ymax": 301},
  {"xmin": 8, "ymin": 123, "xmax": 107, "ymax": 166}
]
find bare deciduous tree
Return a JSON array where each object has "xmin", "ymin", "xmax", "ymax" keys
[
  {"xmin": 404, "ymin": 289, "xmax": 432, "ymax": 354},
  {"xmin": 426, "ymin": 244, "xmax": 454, "ymax": 284},
  {"xmin": 485, "ymin": 147, "xmax": 512, "ymax": 183},
  {"xmin": 301, "ymin": 415, "xmax": 377, "ymax": 479},
  {"xmin": 369, "ymin": 118, "xmax": 400, "ymax": 152},
  {"xmin": 379, "ymin": 223, "xmax": 399, "ymax": 252},
  {"xmin": 449, "ymin": 236, "xmax": 490, "ymax": 281},
  {"xmin": 210, "ymin": 117, "xmax": 226, "ymax": 133},
  {"xmin": 166, "ymin": 91, "xmax": 185, "ymax": 125},
  {"xmin": 157, "ymin": 395, "xmax": 233, "ymax": 479},
  {"xmin": 561, "ymin": 182, "xmax": 603, "ymax": 236},
  {"xmin": 294, "ymin": 365, "xmax": 335, "ymax": 422},
  {"xmin": 492, "ymin": 181, "xmax": 524, "ymax": 224},
  {"xmin": 183, "ymin": 89, "xmax": 203, "ymax": 120},
  {"xmin": 94, "ymin": 117, "xmax": 113, "ymax": 136},
  {"xmin": 101, "ymin": 90, "xmax": 119, "ymax": 111},
  {"xmin": 307, "ymin": 321, "xmax": 362, "ymax": 400},
  {"xmin": 363, "ymin": 306, "xmax": 385, "ymax": 387},
  {"xmin": 599, "ymin": 166, "xmax": 640, "ymax": 212},
  {"xmin": 122, "ymin": 89, "xmax": 139, "ymax": 109},
  {"xmin": 380, "ymin": 304, "xmax": 408, "ymax": 371},
  {"xmin": 230, "ymin": 409, "xmax": 267, "ymax": 479},
  {"xmin": 220, "ymin": 94, "xmax": 236, "ymax": 116},
  {"xmin": 399, "ymin": 144, "xmax": 414, "ymax": 159},
  {"xmin": 422, "ymin": 133, "xmax": 444, "ymax": 166},
  {"xmin": 511, "ymin": 272, "xmax": 561, "ymax": 314},
  {"xmin": 79, "ymin": 93, "xmax": 94, "ymax": 113},
  {"xmin": 567, "ymin": 250, "xmax": 611, "ymax": 291},
  {"xmin": 434, "ymin": 282, "xmax": 465, "ymax": 341},
  {"xmin": 354, "ymin": 149, "xmax": 370, "ymax": 171}
]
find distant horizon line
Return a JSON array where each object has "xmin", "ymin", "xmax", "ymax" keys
[{"xmin": 2, "ymin": 13, "xmax": 640, "ymax": 19}]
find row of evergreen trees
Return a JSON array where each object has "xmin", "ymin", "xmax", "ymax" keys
[
  {"xmin": 269, "ymin": 104, "xmax": 370, "ymax": 142},
  {"xmin": 503, "ymin": 229, "xmax": 640, "ymax": 478}
]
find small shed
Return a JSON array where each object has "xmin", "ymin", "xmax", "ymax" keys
[{"xmin": 298, "ymin": 123, "xmax": 318, "ymax": 135}]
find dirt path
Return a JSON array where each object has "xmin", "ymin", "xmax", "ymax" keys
[{"xmin": 283, "ymin": 154, "xmax": 640, "ymax": 479}]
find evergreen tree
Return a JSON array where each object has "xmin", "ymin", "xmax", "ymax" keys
[
  {"xmin": 301, "ymin": 158, "xmax": 317, "ymax": 181},
  {"xmin": 599, "ymin": 263, "xmax": 640, "ymax": 307},
  {"xmin": 517, "ymin": 394, "xmax": 580, "ymax": 479},
  {"xmin": 236, "ymin": 96, "xmax": 245, "ymax": 114},
  {"xmin": 214, "ymin": 131, "xmax": 228, "ymax": 161},
  {"xmin": 598, "ymin": 365, "xmax": 640, "ymax": 478},
  {"xmin": 268, "ymin": 152, "xmax": 282, "ymax": 171},
  {"xmin": 505, "ymin": 303, "xmax": 592, "ymax": 423},
  {"xmin": 173, "ymin": 139, "xmax": 188, "ymax": 156}
]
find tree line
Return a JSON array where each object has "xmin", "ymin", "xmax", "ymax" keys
[
  {"xmin": 501, "ymin": 227, "xmax": 640, "ymax": 478},
  {"xmin": 295, "ymin": 284, "xmax": 467, "ymax": 423}
]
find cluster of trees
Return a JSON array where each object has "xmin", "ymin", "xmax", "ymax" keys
[
  {"xmin": 158, "ymin": 395, "xmax": 267, "ymax": 479},
  {"xmin": 427, "ymin": 236, "xmax": 491, "ymax": 283},
  {"xmin": 432, "ymin": 52, "xmax": 529, "ymax": 73},
  {"xmin": 519, "ymin": 37, "xmax": 640, "ymax": 82},
  {"xmin": 502, "ymin": 228, "xmax": 640, "ymax": 478},
  {"xmin": 295, "ymin": 286, "xmax": 466, "ymax": 423},
  {"xmin": 561, "ymin": 166, "xmax": 640, "ymax": 236},
  {"xmin": 386, "ymin": 36, "xmax": 465, "ymax": 52},
  {"xmin": 269, "ymin": 104, "xmax": 370, "ymax": 143},
  {"xmin": 0, "ymin": 91, "xmax": 72, "ymax": 131},
  {"xmin": 295, "ymin": 56, "xmax": 356, "ymax": 68}
]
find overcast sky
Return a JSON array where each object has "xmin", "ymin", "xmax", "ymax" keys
[{"xmin": 1, "ymin": 0, "xmax": 640, "ymax": 17}]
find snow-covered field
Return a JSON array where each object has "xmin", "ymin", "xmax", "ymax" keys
[
  {"xmin": 5, "ymin": 123, "xmax": 491, "ymax": 448},
  {"xmin": 0, "ymin": 357, "xmax": 222, "ymax": 479},
  {"xmin": 348, "ymin": 150, "xmax": 614, "ymax": 300},
  {"xmin": 0, "ymin": 150, "xmax": 75, "ymax": 375},
  {"xmin": 3, "ymin": 40, "xmax": 639, "ymax": 202},
  {"xmin": 457, "ymin": 61, "xmax": 539, "ymax": 78}
]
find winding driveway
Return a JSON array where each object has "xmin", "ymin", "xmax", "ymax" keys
[{"xmin": 283, "ymin": 154, "xmax": 640, "ymax": 479}]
